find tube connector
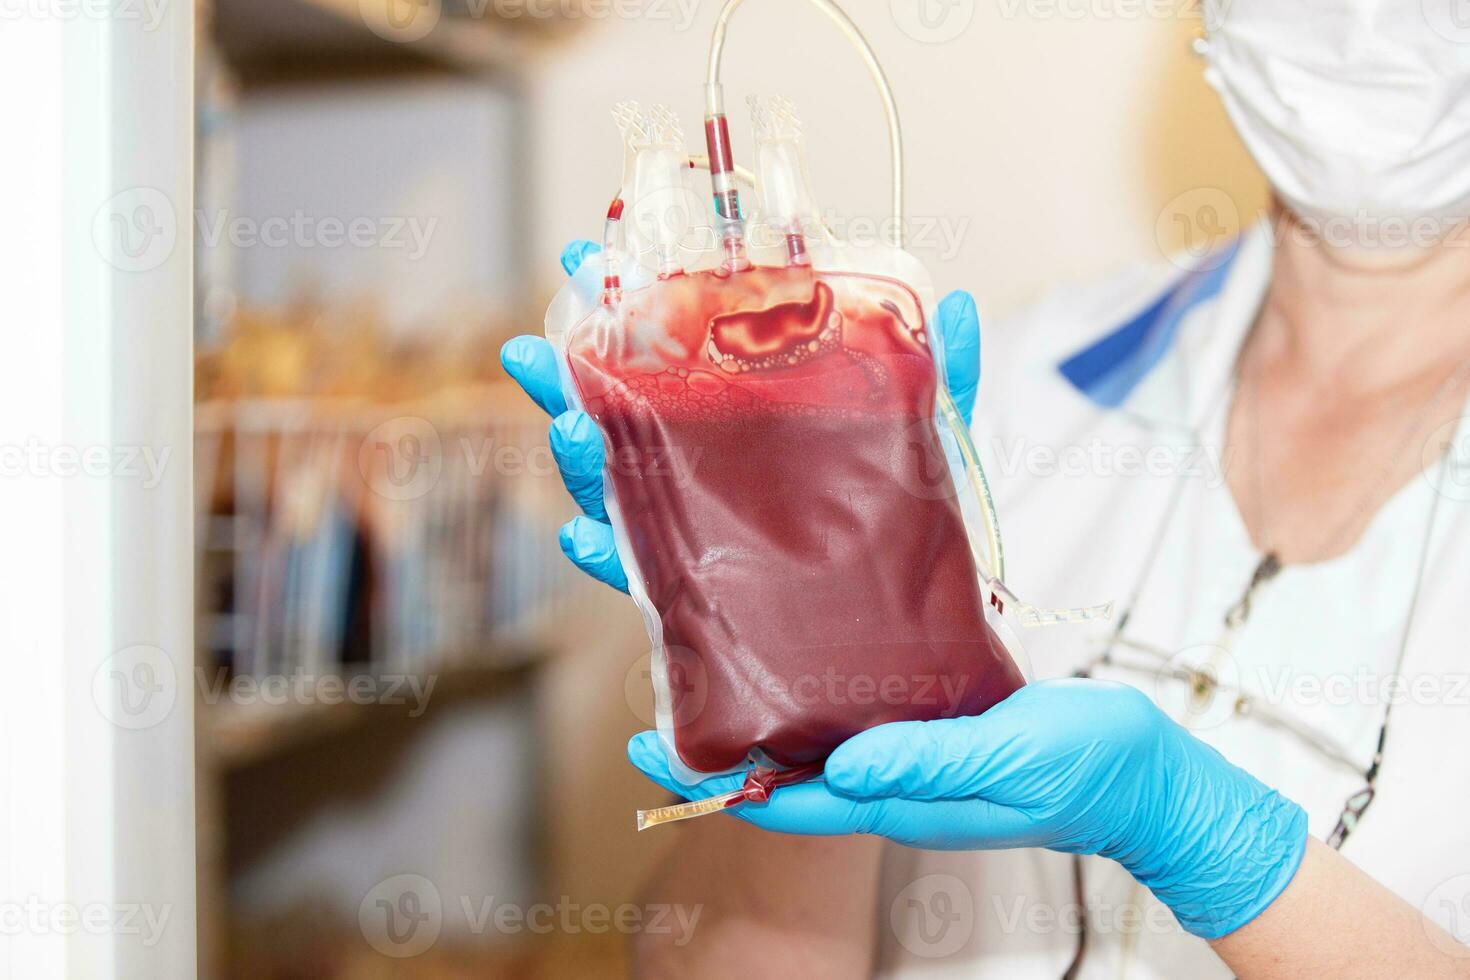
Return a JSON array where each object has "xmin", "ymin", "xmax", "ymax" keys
[
  {"xmin": 749, "ymin": 95, "xmax": 822, "ymax": 265},
  {"xmin": 614, "ymin": 101, "xmax": 695, "ymax": 278},
  {"xmin": 699, "ymin": 83, "xmax": 750, "ymax": 271}
]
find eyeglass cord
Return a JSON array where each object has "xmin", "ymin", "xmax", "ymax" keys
[{"xmin": 1062, "ymin": 335, "xmax": 1454, "ymax": 979}]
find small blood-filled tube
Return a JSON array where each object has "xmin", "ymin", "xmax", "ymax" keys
[
  {"xmin": 703, "ymin": 90, "xmax": 751, "ymax": 272},
  {"xmin": 600, "ymin": 196, "xmax": 625, "ymax": 307},
  {"xmin": 704, "ymin": 113, "xmax": 741, "ymax": 222},
  {"xmin": 785, "ymin": 231, "xmax": 810, "ymax": 267},
  {"xmin": 749, "ymin": 96, "xmax": 820, "ymax": 269}
]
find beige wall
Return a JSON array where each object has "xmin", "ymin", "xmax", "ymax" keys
[{"xmin": 527, "ymin": 1, "xmax": 1268, "ymax": 318}]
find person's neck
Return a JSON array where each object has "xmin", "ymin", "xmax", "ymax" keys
[{"xmin": 1252, "ymin": 206, "xmax": 1470, "ymax": 395}]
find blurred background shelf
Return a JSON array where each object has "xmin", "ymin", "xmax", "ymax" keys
[
  {"xmin": 192, "ymin": 0, "xmax": 611, "ymax": 961},
  {"xmin": 210, "ymin": 0, "xmax": 578, "ymax": 82},
  {"xmin": 203, "ymin": 655, "xmax": 544, "ymax": 769}
]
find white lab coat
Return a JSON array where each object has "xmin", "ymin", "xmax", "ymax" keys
[{"xmin": 878, "ymin": 221, "xmax": 1470, "ymax": 977}]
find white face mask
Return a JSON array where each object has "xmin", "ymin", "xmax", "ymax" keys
[{"xmin": 1201, "ymin": 0, "xmax": 1470, "ymax": 241}]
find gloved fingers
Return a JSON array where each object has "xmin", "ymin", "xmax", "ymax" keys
[
  {"xmin": 848, "ymin": 797, "xmax": 1041, "ymax": 851},
  {"xmin": 730, "ymin": 784, "xmax": 902, "ymax": 838},
  {"xmin": 499, "ymin": 241, "xmax": 604, "ymax": 413},
  {"xmin": 501, "ymin": 335, "xmax": 568, "ymax": 417},
  {"xmin": 559, "ymin": 516, "xmax": 629, "ymax": 592},
  {"xmin": 936, "ymin": 290, "xmax": 981, "ymax": 427},
  {"xmin": 823, "ymin": 712, "xmax": 1030, "ymax": 804},
  {"xmin": 626, "ymin": 731, "xmax": 1040, "ymax": 846},
  {"xmin": 626, "ymin": 731, "xmax": 907, "ymax": 838},
  {"xmin": 505, "ymin": 241, "xmax": 625, "ymax": 591},
  {"xmin": 549, "ymin": 411, "xmax": 608, "ymax": 521},
  {"xmin": 627, "ymin": 730, "xmax": 747, "ymax": 797},
  {"xmin": 561, "ymin": 239, "xmax": 602, "ymax": 277}
]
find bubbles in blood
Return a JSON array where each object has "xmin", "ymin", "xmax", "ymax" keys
[{"xmin": 568, "ymin": 263, "xmax": 1025, "ymax": 776}]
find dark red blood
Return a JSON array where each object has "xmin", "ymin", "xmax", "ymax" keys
[
  {"xmin": 566, "ymin": 264, "xmax": 1025, "ymax": 777},
  {"xmin": 710, "ymin": 279, "xmax": 833, "ymax": 359},
  {"xmin": 704, "ymin": 115, "xmax": 735, "ymax": 175},
  {"xmin": 735, "ymin": 762, "xmax": 823, "ymax": 805}
]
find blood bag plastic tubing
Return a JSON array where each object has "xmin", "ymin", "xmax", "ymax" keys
[{"xmin": 547, "ymin": 250, "xmax": 1027, "ymax": 786}]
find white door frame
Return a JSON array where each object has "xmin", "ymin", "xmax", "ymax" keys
[{"xmin": 0, "ymin": 3, "xmax": 196, "ymax": 977}]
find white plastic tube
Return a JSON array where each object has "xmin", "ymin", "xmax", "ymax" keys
[
  {"xmin": 703, "ymin": 0, "xmax": 1008, "ymax": 582},
  {"xmin": 706, "ymin": 0, "xmax": 904, "ymax": 246}
]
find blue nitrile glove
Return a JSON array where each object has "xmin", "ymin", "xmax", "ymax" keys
[
  {"xmin": 628, "ymin": 679, "xmax": 1309, "ymax": 940},
  {"xmin": 500, "ymin": 241, "xmax": 983, "ymax": 592}
]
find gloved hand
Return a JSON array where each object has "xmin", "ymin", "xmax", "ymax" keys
[
  {"xmin": 499, "ymin": 240, "xmax": 983, "ymax": 593},
  {"xmin": 628, "ymin": 679, "xmax": 1309, "ymax": 940}
]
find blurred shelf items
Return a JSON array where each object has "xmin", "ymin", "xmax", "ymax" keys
[
  {"xmin": 193, "ymin": 319, "xmax": 574, "ymax": 755},
  {"xmin": 193, "ymin": 1, "xmax": 618, "ymax": 976}
]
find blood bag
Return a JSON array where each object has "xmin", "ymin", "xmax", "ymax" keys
[{"xmin": 543, "ymin": 6, "xmax": 1108, "ymax": 828}]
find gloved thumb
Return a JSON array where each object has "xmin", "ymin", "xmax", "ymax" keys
[
  {"xmin": 823, "ymin": 714, "xmax": 1013, "ymax": 802},
  {"xmin": 936, "ymin": 290, "xmax": 981, "ymax": 427},
  {"xmin": 561, "ymin": 239, "xmax": 602, "ymax": 277}
]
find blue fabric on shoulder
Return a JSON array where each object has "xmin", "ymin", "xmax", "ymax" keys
[{"xmin": 1058, "ymin": 241, "xmax": 1242, "ymax": 408}]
